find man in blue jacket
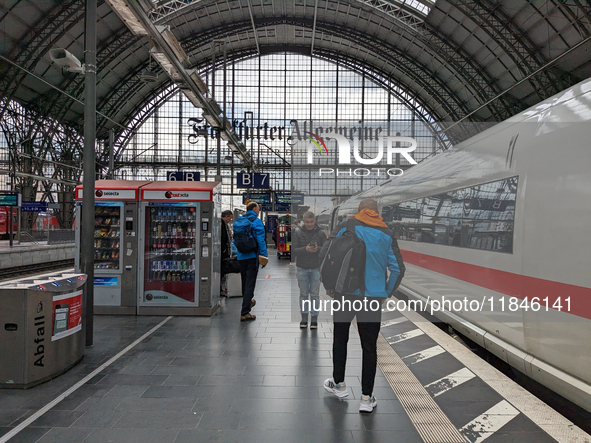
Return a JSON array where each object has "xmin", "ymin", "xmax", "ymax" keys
[
  {"xmin": 323, "ymin": 198, "xmax": 405, "ymax": 413},
  {"xmin": 233, "ymin": 202, "xmax": 268, "ymax": 321}
]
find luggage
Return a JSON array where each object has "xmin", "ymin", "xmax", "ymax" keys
[{"xmin": 222, "ymin": 257, "xmax": 240, "ymax": 275}]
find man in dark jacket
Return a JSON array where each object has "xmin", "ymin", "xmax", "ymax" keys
[
  {"xmin": 323, "ymin": 198, "xmax": 405, "ymax": 413},
  {"xmin": 221, "ymin": 210, "xmax": 233, "ymax": 260},
  {"xmin": 233, "ymin": 202, "xmax": 268, "ymax": 321},
  {"xmin": 292, "ymin": 211, "xmax": 327, "ymax": 329},
  {"xmin": 220, "ymin": 210, "xmax": 233, "ymax": 297}
]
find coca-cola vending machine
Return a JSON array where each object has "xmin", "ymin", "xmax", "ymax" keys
[
  {"xmin": 75, "ymin": 180, "xmax": 151, "ymax": 314},
  {"xmin": 138, "ymin": 181, "xmax": 221, "ymax": 316}
]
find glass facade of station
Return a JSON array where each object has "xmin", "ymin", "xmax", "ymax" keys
[{"xmin": 116, "ymin": 53, "xmax": 447, "ymax": 208}]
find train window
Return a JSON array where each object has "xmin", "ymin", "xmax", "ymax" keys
[
  {"xmin": 380, "ymin": 176, "xmax": 518, "ymax": 253},
  {"xmin": 461, "ymin": 178, "xmax": 517, "ymax": 253},
  {"xmin": 420, "ymin": 194, "xmax": 450, "ymax": 244}
]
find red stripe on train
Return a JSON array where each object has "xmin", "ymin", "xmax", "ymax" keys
[{"xmin": 401, "ymin": 250, "xmax": 591, "ymax": 321}]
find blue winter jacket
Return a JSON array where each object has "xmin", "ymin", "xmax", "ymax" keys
[
  {"xmin": 234, "ymin": 210, "xmax": 268, "ymax": 260},
  {"xmin": 336, "ymin": 220, "xmax": 404, "ymax": 298}
]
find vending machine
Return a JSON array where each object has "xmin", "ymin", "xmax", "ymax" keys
[
  {"xmin": 138, "ymin": 181, "xmax": 221, "ymax": 316},
  {"xmin": 75, "ymin": 180, "xmax": 151, "ymax": 314}
]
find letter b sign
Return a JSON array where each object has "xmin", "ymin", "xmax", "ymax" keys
[{"xmin": 237, "ymin": 173, "xmax": 253, "ymax": 188}]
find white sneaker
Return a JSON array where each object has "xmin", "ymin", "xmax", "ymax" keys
[
  {"xmin": 323, "ymin": 378, "xmax": 349, "ymax": 398},
  {"xmin": 359, "ymin": 394, "xmax": 377, "ymax": 413}
]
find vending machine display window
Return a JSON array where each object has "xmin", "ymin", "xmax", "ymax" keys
[
  {"xmin": 143, "ymin": 204, "xmax": 198, "ymax": 304},
  {"xmin": 93, "ymin": 203, "xmax": 122, "ymax": 270}
]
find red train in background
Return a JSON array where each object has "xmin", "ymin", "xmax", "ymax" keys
[
  {"xmin": 0, "ymin": 207, "xmax": 60, "ymax": 239},
  {"xmin": 0, "ymin": 207, "xmax": 18, "ymax": 239}
]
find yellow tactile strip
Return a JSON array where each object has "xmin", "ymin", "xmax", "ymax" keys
[{"xmin": 375, "ymin": 332, "xmax": 468, "ymax": 443}]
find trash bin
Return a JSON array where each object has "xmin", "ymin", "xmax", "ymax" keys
[{"xmin": 0, "ymin": 272, "xmax": 87, "ymax": 389}]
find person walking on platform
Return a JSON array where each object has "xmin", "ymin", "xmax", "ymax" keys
[
  {"xmin": 291, "ymin": 211, "xmax": 326, "ymax": 329},
  {"xmin": 233, "ymin": 202, "xmax": 268, "ymax": 321},
  {"xmin": 323, "ymin": 198, "xmax": 405, "ymax": 413}
]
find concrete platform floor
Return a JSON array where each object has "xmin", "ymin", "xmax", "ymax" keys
[{"xmin": 1, "ymin": 255, "xmax": 584, "ymax": 443}]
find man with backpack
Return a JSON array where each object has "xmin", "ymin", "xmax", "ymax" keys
[
  {"xmin": 321, "ymin": 198, "xmax": 405, "ymax": 413},
  {"xmin": 291, "ymin": 211, "xmax": 327, "ymax": 329},
  {"xmin": 233, "ymin": 202, "xmax": 268, "ymax": 321}
]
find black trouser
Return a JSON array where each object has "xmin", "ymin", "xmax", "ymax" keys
[
  {"xmin": 239, "ymin": 257, "xmax": 258, "ymax": 316},
  {"xmin": 332, "ymin": 293, "xmax": 382, "ymax": 396}
]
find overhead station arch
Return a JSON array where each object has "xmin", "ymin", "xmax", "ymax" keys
[{"xmin": 0, "ymin": 0, "xmax": 590, "ymax": 222}]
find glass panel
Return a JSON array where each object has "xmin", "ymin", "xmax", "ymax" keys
[
  {"xmin": 144, "ymin": 205, "xmax": 198, "ymax": 304},
  {"xmin": 462, "ymin": 177, "xmax": 517, "ymax": 253},
  {"xmin": 93, "ymin": 205, "xmax": 121, "ymax": 269},
  {"xmin": 414, "ymin": 194, "xmax": 447, "ymax": 244}
]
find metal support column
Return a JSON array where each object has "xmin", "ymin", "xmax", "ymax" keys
[
  {"xmin": 108, "ymin": 128, "xmax": 114, "ymax": 179},
  {"xmin": 218, "ymin": 41, "xmax": 227, "ymax": 180},
  {"xmin": 81, "ymin": 0, "xmax": 97, "ymax": 347}
]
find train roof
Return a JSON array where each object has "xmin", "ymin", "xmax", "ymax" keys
[{"xmin": 343, "ymin": 77, "xmax": 591, "ymax": 208}]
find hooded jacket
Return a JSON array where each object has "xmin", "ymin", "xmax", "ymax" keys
[
  {"xmin": 233, "ymin": 210, "xmax": 268, "ymax": 261},
  {"xmin": 333, "ymin": 213, "xmax": 405, "ymax": 298}
]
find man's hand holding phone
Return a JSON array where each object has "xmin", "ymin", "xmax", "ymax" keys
[{"xmin": 305, "ymin": 240, "xmax": 317, "ymax": 253}]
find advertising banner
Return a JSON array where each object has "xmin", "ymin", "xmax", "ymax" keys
[{"xmin": 51, "ymin": 290, "xmax": 83, "ymax": 341}]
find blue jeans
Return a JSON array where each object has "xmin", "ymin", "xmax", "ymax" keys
[{"xmin": 297, "ymin": 267, "xmax": 320, "ymax": 317}]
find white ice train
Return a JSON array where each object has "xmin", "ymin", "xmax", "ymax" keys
[{"xmin": 323, "ymin": 78, "xmax": 591, "ymax": 412}]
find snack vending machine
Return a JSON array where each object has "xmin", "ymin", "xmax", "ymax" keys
[
  {"xmin": 138, "ymin": 181, "xmax": 221, "ymax": 316},
  {"xmin": 75, "ymin": 180, "xmax": 151, "ymax": 314}
]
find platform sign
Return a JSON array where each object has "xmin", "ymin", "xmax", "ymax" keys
[
  {"xmin": 275, "ymin": 193, "xmax": 305, "ymax": 205},
  {"xmin": 390, "ymin": 207, "xmax": 421, "ymax": 220},
  {"xmin": 242, "ymin": 192, "xmax": 272, "ymax": 211},
  {"xmin": 167, "ymin": 171, "xmax": 200, "ymax": 181},
  {"xmin": 237, "ymin": 173, "xmax": 270, "ymax": 189},
  {"xmin": 242, "ymin": 193, "xmax": 271, "ymax": 204},
  {"xmin": 0, "ymin": 192, "xmax": 20, "ymax": 207},
  {"xmin": 21, "ymin": 202, "xmax": 47, "ymax": 212}
]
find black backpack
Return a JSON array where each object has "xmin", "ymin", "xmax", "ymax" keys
[
  {"xmin": 233, "ymin": 217, "xmax": 258, "ymax": 253},
  {"xmin": 319, "ymin": 220, "xmax": 366, "ymax": 294}
]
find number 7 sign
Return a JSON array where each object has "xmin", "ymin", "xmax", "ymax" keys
[
  {"xmin": 237, "ymin": 173, "xmax": 270, "ymax": 189},
  {"xmin": 254, "ymin": 173, "xmax": 269, "ymax": 189}
]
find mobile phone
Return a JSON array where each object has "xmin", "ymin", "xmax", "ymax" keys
[{"xmin": 309, "ymin": 241, "xmax": 317, "ymax": 247}]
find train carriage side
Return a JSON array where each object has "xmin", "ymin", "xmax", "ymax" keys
[{"xmin": 329, "ymin": 78, "xmax": 591, "ymax": 412}]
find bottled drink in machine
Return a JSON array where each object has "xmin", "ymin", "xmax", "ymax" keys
[{"xmin": 146, "ymin": 206, "xmax": 197, "ymax": 284}]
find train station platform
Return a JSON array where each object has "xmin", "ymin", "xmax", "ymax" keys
[
  {"xmin": 0, "ymin": 241, "xmax": 74, "ymax": 270},
  {"xmin": 0, "ymin": 256, "xmax": 589, "ymax": 443}
]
